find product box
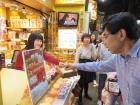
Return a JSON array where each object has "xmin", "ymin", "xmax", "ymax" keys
[
  {"xmin": 59, "ymin": 68, "xmax": 77, "ymax": 78},
  {"xmin": 0, "ymin": 53, "xmax": 5, "ymax": 69}
]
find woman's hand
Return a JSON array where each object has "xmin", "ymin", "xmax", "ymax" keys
[{"xmin": 39, "ymin": 47, "xmax": 44, "ymax": 51}]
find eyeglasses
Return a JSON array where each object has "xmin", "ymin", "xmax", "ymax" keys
[{"xmin": 102, "ymin": 33, "xmax": 112, "ymax": 39}]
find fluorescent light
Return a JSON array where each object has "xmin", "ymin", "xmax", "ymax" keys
[
  {"xmin": 137, "ymin": 20, "xmax": 140, "ymax": 24},
  {"xmin": 100, "ymin": 0, "xmax": 106, "ymax": 2}
]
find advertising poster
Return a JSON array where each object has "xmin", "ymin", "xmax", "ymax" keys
[
  {"xmin": 22, "ymin": 49, "xmax": 48, "ymax": 105},
  {"xmin": 0, "ymin": 16, "xmax": 6, "ymax": 39},
  {"xmin": 58, "ymin": 29, "xmax": 77, "ymax": 49}
]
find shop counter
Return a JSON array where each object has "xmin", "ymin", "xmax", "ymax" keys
[
  {"xmin": 0, "ymin": 68, "xmax": 28, "ymax": 105},
  {"xmin": 37, "ymin": 77, "xmax": 77, "ymax": 105},
  {"xmin": 0, "ymin": 68, "xmax": 78, "ymax": 105},
  {"xmin": 52, "ymin": 77, "xmax": 78, "ymax": 105}
]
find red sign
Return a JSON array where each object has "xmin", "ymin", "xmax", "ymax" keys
[{"xmin": 22, "ymin": 49, "xmax": 48, "ymax": 105}]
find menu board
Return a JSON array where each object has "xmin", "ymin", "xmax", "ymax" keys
[
  {"xmin": 58, "ymin": 29, "xmax": 77, "ymax": 49},
  {"xmin": 22, "ymin": 49, "xmax": 48, "ymax": 105}
]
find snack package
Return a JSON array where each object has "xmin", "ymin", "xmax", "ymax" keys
[{"xmin": 107, "ymin": 79, "xmax": 120, "ymax": 95}]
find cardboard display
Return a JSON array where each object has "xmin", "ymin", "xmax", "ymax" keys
[{"xmin": 22, "ymin": 49, "xmax": 48, "ymax": 105}]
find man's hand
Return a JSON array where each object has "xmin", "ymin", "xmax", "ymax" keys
[
  {"xmin": 64, "ymin": 62, "xmax": 75, "ymax": 70},
  {"xmin": 59, "ymin": 62, "xmax": 65, "ymax": 68},
  {"xmin": 59, "ymin": 62, "xmax": 76, "ymax": 70}
]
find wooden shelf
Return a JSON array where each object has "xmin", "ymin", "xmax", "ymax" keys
[{"xmin": 6, "ymin": 27, "xmax": 43, "ymax": 29}]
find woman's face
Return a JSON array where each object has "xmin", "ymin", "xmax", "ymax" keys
[
  {"xmin": 91, "ymin": 34, "xmax": 96, "ymax": 41},
  {"xmin": 34, "ymin": 39, "xmax": 43, "ymax": 49},
  {"xmin": 83, "ymin": 37, "xmax": 91, "ymax": 44}
]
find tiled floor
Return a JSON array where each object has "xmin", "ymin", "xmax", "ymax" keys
[
  {"xmin": 76, "ymin": 83, "xmax": 121, "ymax": 105},
  {"xmin": 74, "ymin": 73, "xmax": 121, "ymax": 105},
  {"xmin": 82, "ymin": 83, "xmax": 98, "ymax": 105},
  {"xmin": 74, "ymin": 83, "xmax": 98, "ymax": 105}
]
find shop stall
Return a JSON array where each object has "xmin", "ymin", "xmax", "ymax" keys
[
  {"xmin": 0, "ymin": 0, "xmax": 85, "ymax": 105},
  {"xmin": 0, "ymin": 0, "xmax": 80, "ymax": 64},
  {"xmin": 0, "ymin": 0, "xmax": 47, "ymax": 61},
  {"xmin": 0, "ymin": 49, "xmax": 79, "ymax": 105},
  {"xmin": 0, "ymin": 66, "xmax": 77, "ymax": 105}
]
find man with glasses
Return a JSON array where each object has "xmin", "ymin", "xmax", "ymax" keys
[{"xmin": 64, "ymin": 12, "xmax": 140, "ymax": 105}]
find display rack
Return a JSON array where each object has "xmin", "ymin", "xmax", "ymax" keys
[
  {"xmin": 52, "ymin": 78, "xmax": 75, "ymax": 105},
  {"xmin": 36, "ymin": 76, "xmax": 78, "ymax": 105},
  {"xmin": 20, "ymin": 49, "xmax": 74, "ymax": 105},
  {"xmin": 0, "ymin": 26, "xmax": 44, "ymax": 61}
]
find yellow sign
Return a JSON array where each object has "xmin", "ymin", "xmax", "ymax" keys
[{"xmin": 55, "ymin": 0, "xmax": 85, "ymax": 5}]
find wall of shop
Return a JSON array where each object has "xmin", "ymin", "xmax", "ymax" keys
[
  {"xmin": 0, "ymin": 79, "xmax": 2, "ymax": 105},
  {"xmin": 0, "ymin": 7, "xmax": 7, "ymax": 19},
  {"xmin": 0, "ymin": 3, "xmax": 45, "ymax": 59},
  {"xmin": 15, "ymin": 0, "xmax": 54, "ymax": 13},
  {"xmin": 55, "ymin": 5, "xmax": 85, "ymax": 32},
  {"xmin": 54, "ymin": 0, "xmax": 85, "ymax": 30},
  {"xmin": 49, "ymin": 4, "xmax": 85, "ymax": 61},
  {"xmin": 0, "ymin": 0, "xmax": 85, "ymax": 61},
  {"xmin": 38, "ymin": 0, "xmax": 55, "ymax": 10},
  {"xmin": 55, "ymin": 5, "xmax": 85, "ymax": 13}
]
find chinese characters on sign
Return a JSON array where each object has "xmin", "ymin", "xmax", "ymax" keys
[{"xmin": 22, "ymin": 49, "xmax": 48, "ymax": 105}]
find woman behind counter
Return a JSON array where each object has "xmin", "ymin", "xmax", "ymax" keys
[{"xmin": 14, "ymin": 32, "xmax": 60, "ymax": 70}]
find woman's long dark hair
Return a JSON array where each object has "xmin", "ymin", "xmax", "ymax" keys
[
  {"xmin": 59, "ymin": 13, "xmax": 69, "ymax": 25},
  {"xmin": 25, "ymin": 32, "xmax": 43, "ymax": 50}
]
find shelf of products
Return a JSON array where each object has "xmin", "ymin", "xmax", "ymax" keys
[
  {"xmin": 0, "ymin": 5, "xmax": 44, "ymax": 60},
  {"xmin": 36, "ymin": 62, "xmax": 79, "ymax": 105},
  {"xmin": 9, "ymin": 19, "xmax": 43, "ymax": 29},
  {"xmin": 47, "ymin": 49, "xmax": 76, "ymax": 63},
  {"xmin": 37, "ymin": 78, "xmax": 76, "ymax": 105},
  {"xmin": 0, "ymin": 28, "xmax": 44, "ymax": 60}
]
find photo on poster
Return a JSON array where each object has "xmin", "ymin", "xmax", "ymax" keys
[{"xmin": 22, "ymin": 49, "xmax": 48, "ymax": 105}]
